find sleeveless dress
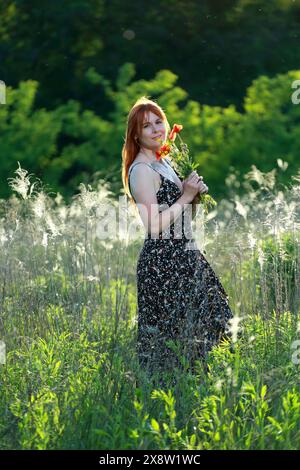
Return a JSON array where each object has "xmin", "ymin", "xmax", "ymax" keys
[{"xmin": 128, "ymin": 158, "xmax": 234, "ymax": 380}]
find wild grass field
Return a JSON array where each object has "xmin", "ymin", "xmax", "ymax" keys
[{"xmin": 0, "ymin": 162, "xmax": 299, "ymax": 450}]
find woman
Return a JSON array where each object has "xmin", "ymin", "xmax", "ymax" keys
[{"xmin": 122, "ymin": 96, "xmax": 234, "ymax": 383}]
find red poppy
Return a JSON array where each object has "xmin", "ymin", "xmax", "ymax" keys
[
  {"xmin": 155, "ymin": 123, "xmax": 183, "ymax": 160},
  {"xmin": 156, "ymin": 143, "xmax": 171, "ymax": 160},
  {"xmin": 169, "ymin": 124, "xmax": 183, "ymax": 142}
]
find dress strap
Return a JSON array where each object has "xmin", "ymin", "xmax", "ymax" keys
[
  {"xmin": 128, "ymin": 162, "xmax": 163, "ymax": 201},
  {"xmin": 128, "ymin": 161, "xmax": 159, "ymax": 177},
  {"xmin": 163, "ymin": 157, "xmax": 173, "ymax": 168},
  {"xmin": 163, "ymin": 157, "xmax": 180, "ymax": 177}
]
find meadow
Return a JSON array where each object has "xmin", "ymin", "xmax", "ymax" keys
[{"xmin": 0, "ymin": 162, "xmax": 299, "ymax": 450}]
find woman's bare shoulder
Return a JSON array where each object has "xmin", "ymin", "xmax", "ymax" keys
[
  {"xmin": 129, "ymin": 158, "xmax": 161, "ymax": 194},
  {"xmin": 129, "ymin": 155, "xmax": 150, "ymax": 171}
]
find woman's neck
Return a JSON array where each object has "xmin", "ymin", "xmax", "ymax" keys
[{"xmin": 138, "ymin": 148, "xmax": 161, "ymax": 164}]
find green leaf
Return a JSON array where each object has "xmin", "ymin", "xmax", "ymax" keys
[{"xmin": 150, "ymin": 418, "xmax": 160, "ymax": 432}]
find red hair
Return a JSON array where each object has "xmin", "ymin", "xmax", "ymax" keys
[{"xmin": 121, "ymin": 96, "xmax": 170, "ymax": 206}]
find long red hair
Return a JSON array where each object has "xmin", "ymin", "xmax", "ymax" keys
[{"xmin": 121, "ymin": 96, "xmax": 170, "ymax": 206}]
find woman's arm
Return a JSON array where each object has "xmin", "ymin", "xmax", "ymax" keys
[{"xmin": 130, "ymin": 164, "xmax": 192, "ymax": 236}]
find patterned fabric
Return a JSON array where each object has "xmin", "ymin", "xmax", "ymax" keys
[{"xmin": 128, "ymin": 159, "xmax": 234, "ymax": 380}]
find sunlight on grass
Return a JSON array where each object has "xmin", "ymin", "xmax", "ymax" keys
[{"xmin": 0, "ymin": 163, "xmax": 299, "ymax": 449}]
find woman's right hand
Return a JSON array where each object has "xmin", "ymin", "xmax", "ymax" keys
[{"xmin": 182, "ymin": 171, "xmax": 208, "ymax": 202}]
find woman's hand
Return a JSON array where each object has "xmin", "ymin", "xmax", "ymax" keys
[{"xmin": 182, "ymin": 171, "xmax": 209, "ymax": 202}]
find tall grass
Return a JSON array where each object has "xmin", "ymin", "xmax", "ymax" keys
[{"xmin": 0, "ymin": 162, "xmax": 299, "ymax": 449}]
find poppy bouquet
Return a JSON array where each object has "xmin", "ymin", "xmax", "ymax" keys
[{"xmin": 155, "ymin": 124, "xmax": 217, "ymax": 214}]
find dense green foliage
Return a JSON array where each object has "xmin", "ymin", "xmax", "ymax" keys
[
  {"xmin": 1, "ymin": 69, "xmax": 300, "ymax": 202},
  {"xmin": 1, "ymin": 310, "xmax": 299, "ymax": 450},
  {"xmin": 1, "ymin": 0, "xmax": 300, "ymax": 110},
  {"xmin": 1, "ymin": 1, "xmax": 300, "ymax": 202}
]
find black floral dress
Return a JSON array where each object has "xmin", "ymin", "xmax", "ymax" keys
[{"xmin": 128, "ymin": 159, "xmax": 234, "ymax": 380}]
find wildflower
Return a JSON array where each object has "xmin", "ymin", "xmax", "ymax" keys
[
  {"xmin": 169, "ymin": 123, "xmax": 183, "ymax": 142},
  {"xmin": 227, "ymin": 315, "xmax": 242, "ymax": 343},
  {"xmin": 248, "ymin": 233, "xmax": 256, "ymax": 250},
  {"xmin": 7, "ymin": 162, "xmax": 36, "ymax": 200},
  {"xmin": 31, "ymin": 192, "xmax": 47, "ymax": 218},
  {"xmin": 45, "ymin": 214, "xmax": 61, "ymax": 237},
  {"xmin": 214, "ymin": 378, "xmax": 224, "ymax": 391},
  {"xmin": 155, "ymin": 124, "xmax": 217, "ymax": 215},
  {"xmin": 257, "ymin": 245, "xmax": 265, "ymax": 270},
  {"xmin": 0, "ymin": 228, "xmax": 8, "ymax": 246},
  {"xmin": 155, "ymin": 143, "xmax": 171, "ymax": 160},
  {"xmin": 235, "ymin": 200, "xmax": 248, "ymax": 219},
  {"xmin": 76, "ymin": 183, "xmax": 98, "ymax": 211},
  {"xmin": 86, "ymin": 275, "xmax": 99, "ymax": 282},
  {"xmin": 41, "ymin": 232, "xmax": 48, "ymax": 247}
]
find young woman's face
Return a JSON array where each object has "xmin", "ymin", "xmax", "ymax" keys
[{"xmin": 138, "ymin": 111, "xmax": 167, "ymax": 150}]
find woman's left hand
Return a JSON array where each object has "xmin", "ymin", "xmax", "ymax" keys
[{"xmin": 193, "ymin": 174, "xmax": 208, "ymax": 196}]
